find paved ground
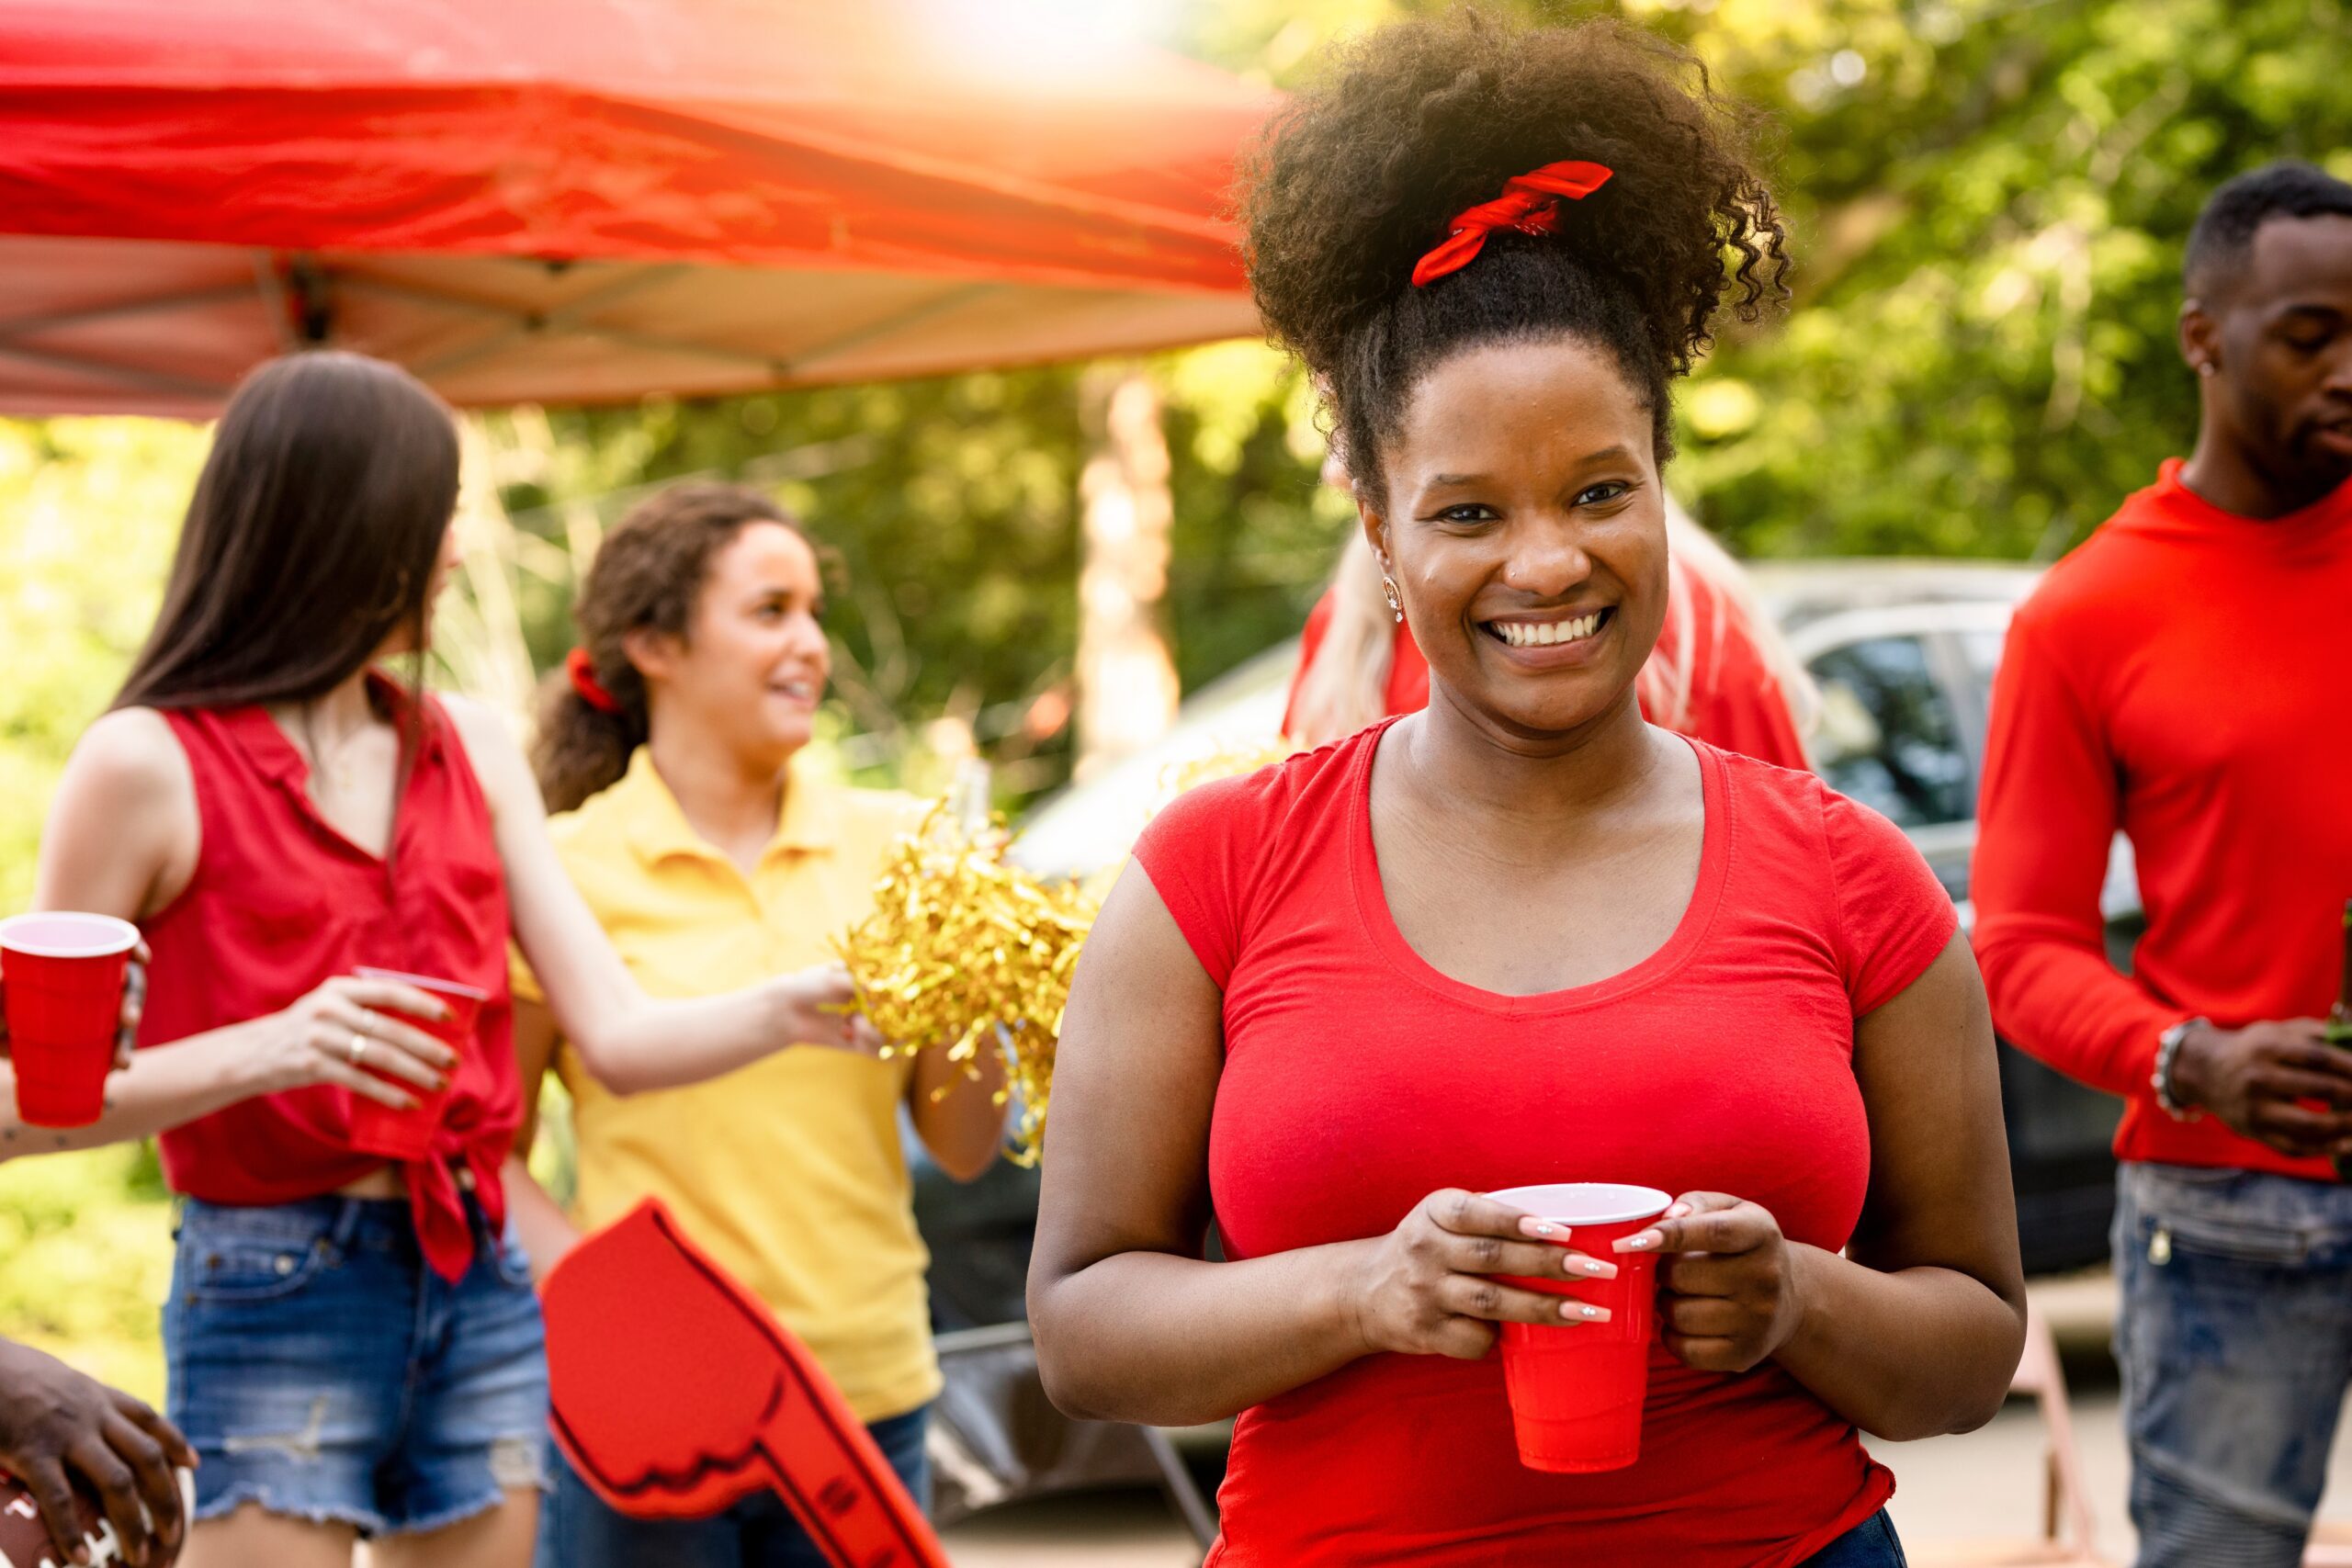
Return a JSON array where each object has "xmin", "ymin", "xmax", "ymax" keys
[{"xmin": 939, "ymin": 1273, "xmax": 2352, "ymax": 1567}]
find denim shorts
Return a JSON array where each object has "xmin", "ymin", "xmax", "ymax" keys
[
  {"xmin": 1800, "ymin": 1509, "xmax": 1907, "ymax": 1566},
  {"xmin": 164, "ymin": 1193, "xmax": 551, "ymax": 1537}
]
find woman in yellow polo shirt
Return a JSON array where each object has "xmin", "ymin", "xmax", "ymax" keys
[{"xmin": 505, "ymin": 481, "xmax": 1007, "ymax": 1568}]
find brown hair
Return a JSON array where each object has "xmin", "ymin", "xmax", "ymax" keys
[
  {"xmin": 1238, "ymin": 9, "xmax": 1787, "ymax": 508},
  {"xmin": 115, "ymin": 351, "xmax": 459, "ymax": 713},
  {"xmin": 532, "ymin": 482, "xmax": 808, "ymax": 813}
]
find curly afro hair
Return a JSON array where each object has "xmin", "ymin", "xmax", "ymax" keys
[{"xmin": 1239, "ymin": 8, "xmax": 1788, "ymax": 507}]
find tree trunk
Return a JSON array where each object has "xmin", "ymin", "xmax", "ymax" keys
[{"xmin": 1074, "ymin": 367, "xmax": 1180, "ymax": 782}]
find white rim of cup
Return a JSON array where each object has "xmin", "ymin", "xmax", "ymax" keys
[
  {"xmin": 353, "ymin": 966, "xmax": 492, "ymax": 1002},
  {"xmin": 0, "ymin": 912, "xmax": 141, "ymax": 959},
  {"xmin": 1486, "ymin": 1182, "xmax": 1674, "ymax": 1227}
]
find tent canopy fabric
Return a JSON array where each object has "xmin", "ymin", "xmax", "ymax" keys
[{"xmin": 0, "ymin": 0, "xmax": 1273, "ymax": 417}]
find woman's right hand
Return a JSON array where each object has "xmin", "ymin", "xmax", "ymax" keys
[
  {"xmin": 768, "ymin": 964, "xmax": 886, "ymax": 1058},
  {"xmin": 256, "ymin": 976, "xmax": 458, "ymax": 1107},
  {"xmin": 1344, "ymin": 1188, "xmax": 1620, "ymax": 1361}
]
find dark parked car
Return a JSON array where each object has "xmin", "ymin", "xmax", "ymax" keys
[{"xmin": 913, "ymin": 560, "xmax": 2132, "ymax": 1329}]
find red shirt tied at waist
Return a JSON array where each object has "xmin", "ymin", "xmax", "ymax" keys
[
  {"xmin": 1136, "ymin": 722, "xmax": 1956, "ymax": 1566},
  {"xmin": 137, "ymin": 680, "xmax": 520, "ymax": 1280},
  {"xmin": 1973, "ymin": 460, "xmax": 2352, "ymax": 1179}
]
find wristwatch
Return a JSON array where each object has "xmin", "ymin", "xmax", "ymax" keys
[{"xmin": 2154, "ymin": 1018, "xmax": 2208, "ymax": 1122}]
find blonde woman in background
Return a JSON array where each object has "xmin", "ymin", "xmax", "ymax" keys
[{"xmin": 1286, "ymin": 482, "xmax": 1815, "ymax": 767}]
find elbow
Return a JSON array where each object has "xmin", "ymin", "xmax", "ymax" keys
[
  {"xmin": 569, "ymin": 1038, "xmax": 651, "ymax": 1099},
  {"xmin": 1024, "ymin": 1277, "xmax": 1113, "ymax": 1423},
  {"xmin": 933, "ymin": 1145, "xmax": 1000, "ymax": 1185}
]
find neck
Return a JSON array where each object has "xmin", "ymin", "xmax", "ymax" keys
[
  {"xmin": 2180, "ymin": 420, "xmax": 2342, "ymax": 520},
  {"xmin": 1402, "ymin": 680, "xmax": 1663, "ymax": 840},
  {"xmin": 273, "ymin": 666, "xmax": 381, "ymax": 746},
  {"xmin": 646, "ymin": 720, "xmax": 791, "ymax": 857}
]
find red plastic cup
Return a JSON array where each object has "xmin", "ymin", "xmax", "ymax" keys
[
  {"xmin": 1488, "ymin": 1181, "xmax": 1673, "ymax": 1473},
  {"xmin": 344, "ymin": 968, "xmax": 486, "ymax": 1162},
  {"xmin": 0, "ymin": 912, "xmax": 141, "ymax": 1129}
]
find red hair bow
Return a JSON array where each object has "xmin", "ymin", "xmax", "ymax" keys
[
  {"xmin": 567, "ymin": 646, "xmax": 625, "ymax": 716},
  {"xmin": 1410, "ymin": 160, "xmax": 1615, "ymax": 288}
]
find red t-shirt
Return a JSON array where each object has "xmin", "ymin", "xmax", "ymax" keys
[
  {"xmin": 1972, "ymin": 459, "xmax": 2352, "ymax": 1176},
  {"xmin": 1282, "ymin": 569, "xmax": 1811, "ymax": 771},
  {"xmin": 1135, "ymin": 722, "xmax": 1955, "ymax": 1566},
  {"xmin": 139, "ymin": 682, "xmax": 520, "ymax": 1280}
]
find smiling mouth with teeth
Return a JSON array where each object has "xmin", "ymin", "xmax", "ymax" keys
[{"xmin": 1485, "ymin": 608, "xmax": 1611, "ymax": 649}]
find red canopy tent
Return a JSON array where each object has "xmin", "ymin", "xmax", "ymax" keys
[{"xmin": 0, "ymin": 0, "xmax": 1272, "ymax": 418}]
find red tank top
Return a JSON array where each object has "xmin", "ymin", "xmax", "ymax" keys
[
  {"xmin": 1134, "ymin": 723, "xmax": 1957, "ymax": 1565},
  {"xmin": 139, "ymin": 677, "xmax": 519, "ymax": 1280}
]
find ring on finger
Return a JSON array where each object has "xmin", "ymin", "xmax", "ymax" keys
[{"xmin": 348, "ymin": 1032, "xmax": 369, "ymax": 1068}]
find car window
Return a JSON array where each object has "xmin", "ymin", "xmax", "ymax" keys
[{"xmin": 1806, "ymin": 635, "xmax": 1972, "ymax": 828}]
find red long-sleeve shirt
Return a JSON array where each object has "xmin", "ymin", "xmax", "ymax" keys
[{"xmin": 1973, "ymin": 458, "xmax": 2352, "ymax": 1176}]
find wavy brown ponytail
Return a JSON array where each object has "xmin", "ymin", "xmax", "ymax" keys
[{"xmin": 533, "ymin": 482, "xmax": 803, "ymax": 813}]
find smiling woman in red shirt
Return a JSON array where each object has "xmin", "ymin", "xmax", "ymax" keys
[{"xmin": 1026, "ymin": 13, "xmax": 2027, "ymax": 1566}]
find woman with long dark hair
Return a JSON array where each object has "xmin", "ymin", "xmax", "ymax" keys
[
  {"xmin": 1029, "ymin": 14, "xmax": 2025, "ymax": 1565},
  {"xmin": 23, "ymin": 352, "xmax": 872, "ymax": 1568},
  {"xmin": 505, "ymin": 481, "xmax": 1007, "ymax": 1568}
]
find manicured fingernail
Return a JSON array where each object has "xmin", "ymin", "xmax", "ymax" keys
[
  {"xmin": 1574, "ymin": 1257, "xmax": 1617, "ymax": 1278},
  {"xmin": 1615, "ymin": 1232, "xmax": 1657, "ymax": 1251},
  {"xmin": 1563, "ymin": 1302, "xmax": 1611, "ymax": 1322},
  {"xmin": 1519, "ymin": 1217, "xmax": 1566, "ymax": 1239},
  {"xmin": 1667, "ymin": 1201, "xmax": 1692, "ymax": 1218}
]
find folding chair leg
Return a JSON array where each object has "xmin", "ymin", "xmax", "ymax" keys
[{"xmin": 1138, "ymin": 1424, "xmax": 1220, "ymax": 1555}]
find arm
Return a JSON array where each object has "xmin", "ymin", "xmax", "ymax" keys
[
  {"xmin": 1629, "ymin": 937, "xmax": 2027, "ymax": 1441},
  {"xmin": 907, "ymin": 1032, "xmax": 1009, "ymax": 1183},
  {"xmin": 1028, "ymin": 867, "xmax": 1601, "ymax": 1427},
  {"xmin": 501, "ymin": 997, "xmax": 582, "ymax": 1281},
  {"xmin": 441, "ymin": 698, "xmax": 873, "ymax": 1097},
  {"xmin": 1970, "ymin": 616, "xmax": 2182, "ymax": 1097}
]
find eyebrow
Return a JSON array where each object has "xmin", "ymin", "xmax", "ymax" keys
[{"xmin": 1424, "ymin": 446, "xmax": 1639, "ymax": 488}]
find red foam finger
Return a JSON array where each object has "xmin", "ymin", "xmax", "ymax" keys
[{"xmin": 542, "ymin": 1199, "xmax": 948, "ymax": 1568}]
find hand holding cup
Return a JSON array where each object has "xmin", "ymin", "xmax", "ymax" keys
[
  {"xmin": 1615, "ymin": 1191, "xmax": 1806, "ymax": 1375},
  {"xmin": 1343, "ymin": 1188, "xmax": 1620, "ymax": 1364}
]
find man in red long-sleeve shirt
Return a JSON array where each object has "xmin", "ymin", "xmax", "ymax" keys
[{"xmin": 1974, "ymin": 161, "xmax": 2352, "ymax": 1567}]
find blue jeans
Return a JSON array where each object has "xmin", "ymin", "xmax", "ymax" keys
[
  {"xmin": 165, "ymin": 1195, "xmax": 549, "ymax": 1537},
  {"xmin": 536, "ymin": 1404, "xmax": 930, "ymax": 1568},
  {"xmin": 1801, "ymin": 1509, "xmax": 1907, "ymax": 1566},
  {"xmin": 2114, "ymin": 1162, "xmax": 2352, "ymax": 1567}
]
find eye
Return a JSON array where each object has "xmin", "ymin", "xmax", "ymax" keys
[
  {"xmin": 1575, "ymin": 481, "xmax": 1633, "ymax": 508},
  {"xmin": 1432, "ymin": 502, "xmax": 1499, "ymax": 525}
]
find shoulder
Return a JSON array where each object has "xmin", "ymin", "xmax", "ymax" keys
[
  {"xmin": 429, "ymin": 691, "xmax": 535, "ymax": 810},
  {"xmin": 62, "ymin": 706, "xmax": 193, "ymax": 809},
  {"xmin": 1706, "ymin": 742, "xmax": 1924, "ymax": 889},
  {"xmin": 2010, "ymin": 485, "xmax": 2173, "ymax": 637},
  {"xmin": 1148, "ymin": 728, "xmax": 1358, "ymax": 852}
]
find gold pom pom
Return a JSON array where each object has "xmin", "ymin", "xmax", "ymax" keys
[{"xmin": 837, "ymin": 802, "xmax": 1097, "ymax": 1168}]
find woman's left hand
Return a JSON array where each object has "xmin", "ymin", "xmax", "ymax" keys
[{"xmin": 1615, "ymin": 1192, "xmax": 1808, "ymax": 1374}]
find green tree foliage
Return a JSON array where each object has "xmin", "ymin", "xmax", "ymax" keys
[{"xmin": 1655, "ymin": 0, "xmax": 2352, "ymax": 559}]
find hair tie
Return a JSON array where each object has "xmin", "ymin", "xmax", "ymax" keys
[
  {"xmin": 1410, "ymin": 160, "xmax": 1615, "ymax": 288},
  {"xmin": 566, "ymin": 646, "xmax": 625, "ymax": 716}
]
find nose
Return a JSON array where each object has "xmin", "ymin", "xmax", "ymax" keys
[{"xmin": 1498, "ymin": 513, "xmax": 1594, "ymax": 600}]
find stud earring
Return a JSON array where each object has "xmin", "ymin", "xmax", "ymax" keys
[
  {"xmin": 1381, "ymin": 575, "xmax": 1404, "ymax": 624},
  {"xmin": 2199, "ymin": 362, "xmax": 2217, "ymax": 378}
]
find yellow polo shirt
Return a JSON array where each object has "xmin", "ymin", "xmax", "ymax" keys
[{"xmin": 517, "ymin": 748, "xmax": 939, "ymax": 1421}]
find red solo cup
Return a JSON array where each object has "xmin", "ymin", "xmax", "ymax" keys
[
  {"xmin": 0, "ymin": 911, "xmax": 139, "ymax": 1133},
  {"xmin": 0, "ymin": 912, "xmax": 140, "ymax": 1129},
  {"xmin": 1488, "ymin": 1181, "xmax": 1673, "ymax": 1474},
  {"xmin": 344, "ymin": 968, "xmax": 487, "ymax": 1163}
]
